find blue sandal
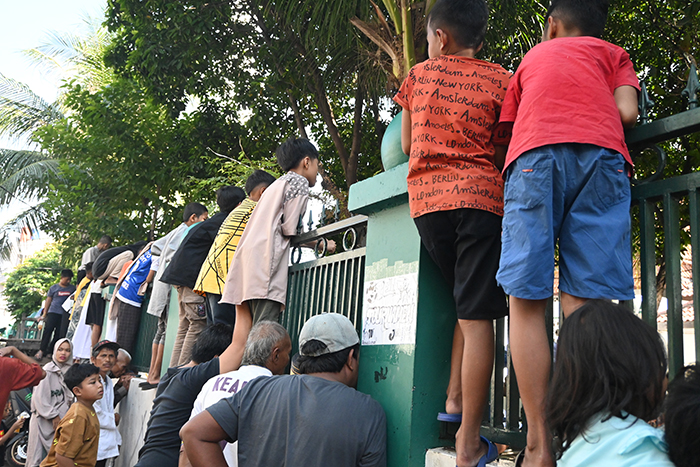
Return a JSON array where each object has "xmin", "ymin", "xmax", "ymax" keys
[
  {"xmin": 438, "ymin": 412, "xmax": 462, "ymax": 423},
  {"xmin": 476, "ymin": 436, "xmax": 498, "ymax": 467},
  {"xmin": 455, "ymin": 436, "xmax": 498, "ymax": 467}
]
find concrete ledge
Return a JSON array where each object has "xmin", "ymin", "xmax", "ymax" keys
[
  {"xmin": 426, "ymin": 447, "xmax": 515, "ymax": 467},
  {"xmin": 348, "ymin": 163, "xmax": 409, "ymax": 214}
]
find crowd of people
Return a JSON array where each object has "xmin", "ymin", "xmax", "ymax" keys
[{"xmin": 1, "ymin": 0, "xmax": 699, "ymax": 466}]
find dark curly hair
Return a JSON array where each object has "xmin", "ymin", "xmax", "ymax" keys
[{"xmin": 546, "ymin": 300, "xmax": 667, "ymax": 458}]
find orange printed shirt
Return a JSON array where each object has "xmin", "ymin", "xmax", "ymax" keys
[{"xmin": 394, "ymin": 55, "xmax": 512, "ymax": 218}]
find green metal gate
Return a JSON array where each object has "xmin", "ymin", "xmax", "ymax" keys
[{"xmin": 283, "ymin": 215, "xmax": 367, "ymax": 355}]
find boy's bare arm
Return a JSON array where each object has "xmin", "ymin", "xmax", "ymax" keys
[
  {"xmin": 494, "ymin": 146, "xmax": 507, "ymax": 172},
  {"xmin": 614, "ymin": 85, "xmax": 639, "ymax": 129},
  {"xmin": 40, "ymin": 296, "xmax": 52, "ymax": 319},
  {"xmin": 401, "ymin": 110, "xmax": 412, "ymax": 156}
]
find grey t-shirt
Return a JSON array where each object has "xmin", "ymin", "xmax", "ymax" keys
[
  {"xmin": 135, "ymin": 358, "xmax": 220, "ymax": 467},
  {"xmin": 207, "ymin": 374, "xmax": 387, "ymax": 467},
  {"xmin": 47, "ymin": 283, "xmax": 76, "ymax": 315}
]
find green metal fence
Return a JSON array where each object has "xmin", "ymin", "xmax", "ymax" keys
[
  {"xmin": 626, "ymin": 64, "xmax": 700, "ymax": 378},
  {"xmin": 283, "ymin": 215, "xmax": 367, "ymax": 355}
]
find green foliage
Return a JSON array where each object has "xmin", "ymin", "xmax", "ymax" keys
[
  {"xmin": 3, "ymin": 244, "xmax": 64, "ymax": 321},
  {"xmin": 33, "ymin": 77, "xmax": 249, "ymax": 260}
]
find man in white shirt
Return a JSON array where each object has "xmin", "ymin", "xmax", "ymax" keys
[
  {"xmin": 91, "ymin": 340, "xmax": 122, "ymax": 467},
  {"xmin": 180, "ymin": 321, "xmax": 292, "ymax": 467}
]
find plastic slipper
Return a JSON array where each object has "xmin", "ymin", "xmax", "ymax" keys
[
  {"xmin": 437, "ymin": 412, "xmax": 462, "ymax": 423},
  {"xmin": 476, "ymin": 436, "xmax": 498, "ymax": 467}
]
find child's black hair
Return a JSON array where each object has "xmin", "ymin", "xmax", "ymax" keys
[
  {"xmin": 60, "ymin": 269, "xmax": 74, "ymax": 279},
  {"xmin": 64, "ymin": 363, "xmax": 100, "ymax": 392},
  {"xmin": 84, "ymin": 262, "xmax": 93, "ymax": 273},
  {"xmin": 182, "ymin": 202, "xmax": 208, "ymax": 223},
  {"xmin": 216, "ymin": 185, "xmax": 246, "ymax": 213},
  {"xmin": 244, "ymin": 170, "xmax": 276, "ymax": 196},
  {"xmin": 190, "ymin": 324, "xmax": 233, "ymax": 364},
  {"xmin": 665, "ymin": 364, "xmax": 700, "ymax": 467},
  {"xmin": 545, "ymin": 0, "xmax": 609, "ymax": 38},
  {"xmin": 427, "ymin": 0, "xmax": 488, "ymax": 50},
  {"xmin": 546, "ymin": 300, "xmax": 667, "ymax": 458},
  {"xmin": 276, "ymin": 138, "xmax": 319, "ymax": 172}
]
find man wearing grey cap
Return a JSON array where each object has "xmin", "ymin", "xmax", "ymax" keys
[{"xmin": 180, "ymin": 313, "xmax": 387, "ymax": 467}]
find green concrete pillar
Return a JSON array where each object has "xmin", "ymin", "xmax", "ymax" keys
[{"xmin": 349, "ymin": 163, "xmax": 455, "ymax": 467}]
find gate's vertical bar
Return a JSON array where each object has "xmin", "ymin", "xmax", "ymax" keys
[
  {"xmin": 492, "ymin": 318, "xmax": 505, "ymax": 429},
  {"xmin": 663, "ymin": 192, "xmax": 684, "ymax": 377},
  {"xmin": 639, "ymin": 198, "xmax": 658, "ymax": 329},
  {"xmin": 690, "ymin": 189, "xmax": 700, "ymax": 363}
]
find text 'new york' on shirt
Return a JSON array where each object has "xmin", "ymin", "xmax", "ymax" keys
[{"xmin": 394, "ymin": 55, "xmax": 512, "ymax": 219}]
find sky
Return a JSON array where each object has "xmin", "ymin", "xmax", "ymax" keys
[{"xmin": 0, "ymin": 0, "xmax": 107, "ymax": 105}]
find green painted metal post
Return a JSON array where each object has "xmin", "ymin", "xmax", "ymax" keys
[
  {"xmin": 349, "ymin": 163, "xmax": 455, "ymax": 467},
  {"xmin": 639, "ymin": 199, "xmax": 658, "ymax": 329},
  {"xmin": 691, "ymin": 190, "xmax": 700, "ymax": 362},
  {"xmin": 662, "ymin": 193, "xmax": 684, "ymax": 377}
]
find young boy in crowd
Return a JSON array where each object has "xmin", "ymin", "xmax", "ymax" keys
[
  {"xmin": 220, "ymin": 138, "xmax": 320, "ymax": 369},
  {"xmin": 393, "ymin": 1, "xmax": 511, "ymax": 466},
  {"xmin": 0, "ymin": 401, "xmax": 26, "ymax": 466},
  {"xmin": 495, "ymin": 1, "xmax": 639, "ymax": 466},
  {"xmin": 40, "ymin": 363, "xmax": 103, "ymax": 467},
  {"xmin": 194, "ymin": 170, "xmax": 277, "ymax": 327}
]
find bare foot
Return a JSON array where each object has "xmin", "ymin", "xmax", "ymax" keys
[
  {"xmin": 34, "ymin": 350, "xmax": 43, "ymax": 360},
  {"xmin": 455, "ymin": 426, "xmax": 487, "ymax": 467},
  {"xmin": 445, "ymin": 396, "xmax": 462, "ymax": 415}
]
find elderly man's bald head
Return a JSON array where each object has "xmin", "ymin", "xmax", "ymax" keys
[{"xmin": 112, "ymin": 348, "xmax": 132, "ymax": 378}]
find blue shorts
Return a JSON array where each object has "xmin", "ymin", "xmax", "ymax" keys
[{"xmin": 496, "ymin": 144, "xmax": 634, "ymax": 300}]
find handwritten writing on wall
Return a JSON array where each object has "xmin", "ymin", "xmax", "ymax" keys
[{"xmin": 362, "ymin": 272, "xmax": 418, "ymax": 346}]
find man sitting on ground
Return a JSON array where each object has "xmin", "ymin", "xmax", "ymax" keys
[
  {"xmin": 181, "ymin": 313, "xmax": 387, "ymax": 467},
  {"xmin": 180, "ymin": 321, "xmax": 291, "ymax": 467}
]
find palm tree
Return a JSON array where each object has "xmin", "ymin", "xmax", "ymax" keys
[{"xmin": 0, "ymin": 17, "xmax": 113, "ymax": 259}]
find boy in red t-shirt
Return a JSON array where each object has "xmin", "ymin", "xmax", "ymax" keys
[
  {"xmin": 393, "ymin": 0, "xmax": 511, "ymax": 465},
  {"xmin": 495, "ymin": 1, "xmax": 639, "ymax": 466}
]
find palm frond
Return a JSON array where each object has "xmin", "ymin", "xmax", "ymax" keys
[
  {"xmin": 0, "ymin": 74, "xmax": 64, "ymax": 140},
  {"xmin": 0, "ymin": 149, "xmax": 58, "ymax": 205}
]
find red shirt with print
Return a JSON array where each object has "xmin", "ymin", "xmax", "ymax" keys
[{"xmin": 394, "ymin": 55, "xmax": 511, "ymax": 218}]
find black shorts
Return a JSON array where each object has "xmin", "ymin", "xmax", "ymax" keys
[
  {"xmin": 414, "ymin": 208, "xmax": 508, "ymax": 321},
  {"xmin": 85, "ymin": 293, "xmax": 106, "ymax": 326}
]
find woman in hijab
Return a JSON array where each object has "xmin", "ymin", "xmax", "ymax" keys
[{"xmin": 26, "ymin": 338, "xmax": 74, "ymax": 467}]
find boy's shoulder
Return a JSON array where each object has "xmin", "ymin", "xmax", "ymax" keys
[
  {"xmin": 411, "ymin": 55, "xmax": 510, "ymax": 77},
  {"xmin": 280, "ymin": 171, "xmax": 309, "ymax": 201},
  {"xmin": 524, "ymin": 36, "xmax": 630, "ymax": 64}
]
